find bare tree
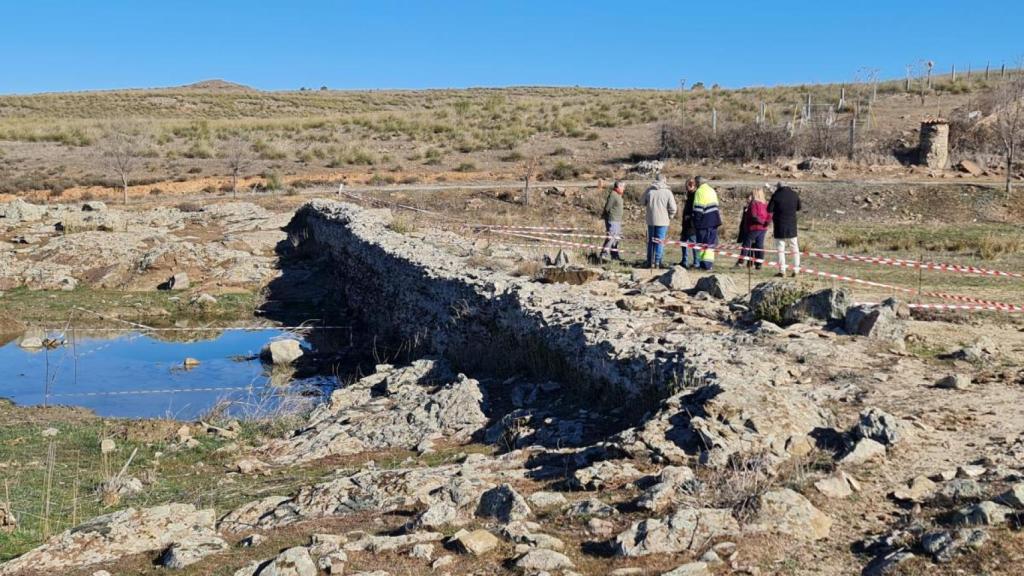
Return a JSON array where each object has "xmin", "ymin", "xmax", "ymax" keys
[
  {"xmin": 995, "ymin": 74, "xmax": 1024, "ymax": 197},
  {"xmin": 100, "ymin": 126, "xmax": 145, "ymax": 205},
  {"xmin": 222, "ymin": 136, "xmax": 250, "ymax": 197}
]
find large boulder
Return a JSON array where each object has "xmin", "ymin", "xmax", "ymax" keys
[
  {"xmin": 0, "ymin": 504, "xmax": 219, "ymax": 574},
  {"xmin": 56, "ymin": 210, "xmax": 126, "ymax": 233},
  {"xmin": 615, "ymin": 508, "xmax": 739, "ymax": 557},
  {"xmin": 844, "ymin": 299, "xmax": 905, "ymax": 342},
  {"xmin": 614, "ymin": 373, "xmax": 828, "ymax": 468},
  {"xmin": 0, "ymin": 199, "xmax": 46, "ymax": 223},
  {"xmin": 782, "ymin": 288, "xmax": 850, "ymax": 324}
]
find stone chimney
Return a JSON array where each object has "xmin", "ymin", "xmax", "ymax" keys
[{"xmin": 918, "ymin": 117, "xmax": 949, "ymax": 169}]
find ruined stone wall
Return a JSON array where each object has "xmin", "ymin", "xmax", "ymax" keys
[{"xmin": 287, "ymin": 200, "xmax": 691, "ymax": 404}]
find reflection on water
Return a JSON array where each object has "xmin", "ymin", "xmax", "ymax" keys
[{"xmin": 0, "ymin": 329, "xmax": 334, "ymax": 419}]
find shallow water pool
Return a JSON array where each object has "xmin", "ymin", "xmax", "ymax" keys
[{"xmin": 0, "ymin": 328, "xmax": 332, "ymax": 419}]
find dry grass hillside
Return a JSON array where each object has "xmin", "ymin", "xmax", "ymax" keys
[{"xmin": 0, "ymin": 74, "xmax": 1016, "ymax": 203}]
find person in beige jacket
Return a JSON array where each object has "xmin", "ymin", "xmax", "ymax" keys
[{"xmin": 641, "ymin": 174, "xmax": 677, "ymax": 267}]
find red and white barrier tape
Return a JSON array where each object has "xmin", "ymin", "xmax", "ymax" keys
[
  {"xmin": 512, "ymin": 229, "xmax": 1024, "ymax": 282},
  {"xmin": 469, "ymin": 224, "xmax": 586, "ymax": 232},
  {"xmin": 488, "ymin": 230, "xmax": 1023, "ymax": 313},
  {"xmin": 656, "ymin": 239, "xmax": 1024, "ymax": 311}
]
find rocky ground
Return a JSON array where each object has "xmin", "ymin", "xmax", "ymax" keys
[
  {"xmin": 0, "ymin": 197, "xmax": 287, "ymax": 295},
  {"xmin": 0, "ymin": 197, "xmax": 1022, "ymax": 576}
]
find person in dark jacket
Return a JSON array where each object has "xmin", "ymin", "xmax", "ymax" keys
[
  {"xmin": 767, "ymin": 182, "xmax": 802, "ymax": 276},
  {"xmin": 678, "ymin": 178, "xmax": 697, "ymax": 268},
  {"xmin": 599, "ymin": 181, "xmax": 624, "ymax": 262}
]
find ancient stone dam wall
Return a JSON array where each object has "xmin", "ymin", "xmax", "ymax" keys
[{"xmin": 287, "ymin": 200, "xmax": 693, "ymax": 402}]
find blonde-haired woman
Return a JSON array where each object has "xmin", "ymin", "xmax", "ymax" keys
[{"xmin": 738, "ymin": 186, "xmax": 771, "ymax": 269}]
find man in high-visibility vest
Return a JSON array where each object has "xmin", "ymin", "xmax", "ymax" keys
[{"xmin": 691, "ymin": 176, "xmax": 721, "ymax": 270}]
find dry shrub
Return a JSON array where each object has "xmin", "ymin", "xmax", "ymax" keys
[
  {"xmin": 661, "ymin": 122, "xmax": 796, "ymax": 162},
  {"xmin": 690, "ymin": 450, "xmax": 776, "ymax": 523}
]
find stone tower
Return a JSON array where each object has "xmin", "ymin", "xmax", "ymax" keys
[{"xmin": 918, "ymin": 118, "xmax": 949, "ymax": 169}]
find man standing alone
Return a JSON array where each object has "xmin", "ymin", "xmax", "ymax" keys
[
  {"xmin": 767, "ymin": 182, "xmax": 802, "ymax": 277},
  {"xmin": 691, "ymin": 176, "xmax": 721, "ymax": 270},
  {"xmin": 599, "ymin": 181, "xmax": 624, "ymax": 262},
  {"xmin": 642, "ymin": 174, "xmax": 676, "ymax": 268}
]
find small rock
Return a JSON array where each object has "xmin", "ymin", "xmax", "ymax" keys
[
  {"xmin": 862, "ymin": 550, "xmax": 915, "ymax": 576},
  {"xmin": 585, "ymin": 517, "xmax": 614, "ymax": 538},
  {"xmin": 957, "ymin": 464, "xmax": 986, "ymax": 479},
  {"xmin": 183, "ymin": 357, "xmax": 201, "ymax": 368},
  {"xmin": 431, "ymin": 555, "xmax": 454, "ymax": 570},
  {"xmin": 935, "ymin": 479, "xmax": 983, "ymax": 502},
  {"xmin": 100, "ymin": 438, "xmax": 117, "ymax": 455},
  {"xmin": 662, "ymin": 562, "xmax": 710, "ymax": 576},
  {"xmin": 566, "ymin": 498, "xmax": 616, "ymax": 518},
  {"xmin": 952, "ymin": 501, "xmax": 1012, "ymax": 526},
  {"xmin": 996, "ymin": 483, "xmax": 1024, "ymax": 508},
  {"xmin": 240, "ymin": 534, "xmax": 265, "ymax": 548},
  {"xmin": 258, "ymin": 546, "xmax": 318, "ymax": 576},
  {"xmin": 890, "ymin": 475, "xmax": 937, "ymax": 503},
  {"xmin": 755, "ymin": 488, "xmax": 832, "ymax": 541},
  {"xmin": 840, "ymin": 438, "xmax": 887, "ymax": 466},
  {"xmin": 18, "ymin": 336, "xmax": 44, "ymax": 349},
  {"xmin": 527, "ymin": 491, "xmax": 568, "ymax": 510},
  {"xmin": 236, "ymin": 459, "xmax": 269, "ymax": 475},
  {"xmin": 693, "ymin": 274, "xmax": 737, "ymax": 300},
  {"xmin": 409, "ymin": 543, "xmax": 433, "ymax": 560},
  {"xmin": 156, "ymin": 535, "xmax": 229, "ymax": 569},
  {"xmin": 168, "ymin": 272, "xmax": 190, "ymax": 290},
  {"xmin": 936, "ymin": 374, "xmax": 971, "ymax": 390},
  {"xmin": 260, "ymin": 339, "xmax": 304, "ymax": 366},
  {"xmin": 658, "ymin": 266, "xmax": 690, "ymax": 291},
  {"xmin": 814, "ymin": 472, "xmax": 859, "ymax": 499},
  {"xmin": 853, "ymin": 408, "xmax": 908, "ymax": 446},
  {"xmin": 514, "ymin": 548, "xmax": 574, "ymax": 571},
  {"xmin": 0, "ymin": 503, "xmax": 17, "ymax": 533},
  {"xmin": 476, "ymin": 483, "xmax": 532, "ymax": 523},
  {"xmin": 451, "ymin": 529, "xmax": 499, "ymax": 556},
  {"xmin": 316, "ymin": 551, "xmax": 347, "ymax": 574}
]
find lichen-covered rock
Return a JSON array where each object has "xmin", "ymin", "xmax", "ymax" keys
[
  {"xmin": 693, "ymin": 274, "xmax": 737, "ymax": 300},
  {"xmin": 262, "ymin": 359, "xmax": 487, "ymax": 465},
  {"xmin": 257, "ymin": 546, "xmax": 317, "ymax": 576},
  {"xmin": 0, "ymin": 504, "xmax": 219, "ymax": 574},
  {"xmin": 615, "ymin": 508, "xmax": 739, "ymax": 557},
  {"xmin": 751, "ymin": 488, "xmax": 832, "ymax": 541},
  {"xmin": 476, "ymin": 484, "xmax": 532, "ymax": 523},
  {"xmin": 844, "ymin": 299, "xmax": 905, "ymax": 342},
  {"xmin": 221, "ymin": 454, "xmax": 528, "ymax": 532},
  {"xmin": 852, "ymin": 408, "xmax": 909, "ymax": 446},
  {"xmin": 783, "ymin": 288, "xmax": 850, "ymax": 324}
]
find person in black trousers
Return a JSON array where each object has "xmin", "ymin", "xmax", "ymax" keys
[{"xmin": 767, "ymin": 182, "xmax": 802, "ymax": 277}]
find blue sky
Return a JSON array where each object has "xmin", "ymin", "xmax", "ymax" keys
[{"xmin": 1, "ymin": 1, "xmax": 1021, "ymax": 94}]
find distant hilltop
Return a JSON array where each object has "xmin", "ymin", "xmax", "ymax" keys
[{"xmin": 179, "ymin": 79, "xmax": 257, "ymax": 92}]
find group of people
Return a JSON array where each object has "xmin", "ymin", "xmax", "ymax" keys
[{"xmin": 599, "ymin": 175, "xmax": 802, "ymax": 276}]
